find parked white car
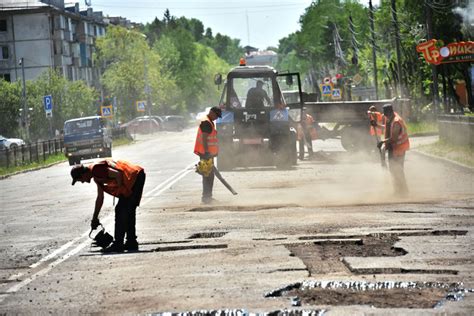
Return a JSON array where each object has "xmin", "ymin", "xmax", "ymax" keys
[{"xmin": 0, "ymin": 135, "xmax": 26, "ymax": 150}]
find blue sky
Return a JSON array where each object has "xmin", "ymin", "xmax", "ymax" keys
[{"xmin": 74, "ymin": 0, "xmax": 380, "ymax": 49}]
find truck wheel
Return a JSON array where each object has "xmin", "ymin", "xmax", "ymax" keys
[
  {"xmin": 341, "ymin": 127, "xmax": 361, "ymax": 152},
  {"xmin": 273, "ymin": 136, "xmax": 293, "ymax": 169},
  {"xmin": 68, "ymin": 157, "xmax": 80, "ymax": 166},
  {"xmin": 216, "ymin": 144, "xmax": 234, "ymax": 171},
  {"xmin": 217, "ymin": 154, "xmax": 233, "ymax": 171}
]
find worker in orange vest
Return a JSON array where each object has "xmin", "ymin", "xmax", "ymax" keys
[
  {"xmin": 378, "ymin": 104, "xmax": 410, "ymax": 195},
  {"xmin": 71, "ymin": 159, "xmax": 146, "ymax": 253},
  {"xmin": 367, "ymin": 105, "xmax": 385, "ymax": 136},
  {"xmin": 194, "ymin": 106, "xmax": 222, "ymax": 204},
  {"xmin": 298, "ymin": 108, "xmax": 317, "ymax": 160}
]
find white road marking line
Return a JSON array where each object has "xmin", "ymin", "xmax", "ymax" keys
[{"xmin": 1, "ymin": 163, "xmax": 195, "ymax": 303}]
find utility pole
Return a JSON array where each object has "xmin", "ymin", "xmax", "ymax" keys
[
  {"xmin": 390, "ymin": 0, "xmax": 405, "ymax": 98},
  {"xmin": 19, "ymin": 57, "xmax": 30, "ymax": 141},
  {"xmin": 425, "ymin": 1, "xmax": 439, "ymax": 115},
  {"xmin": 143, "ymin": 51, "xmax": 153, "ymax": 133},
  {"xmin": 369, "ymin": 0, "xmax": 379, "ymax": 100}
]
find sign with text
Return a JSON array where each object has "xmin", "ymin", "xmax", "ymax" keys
[{"xmin": 416, "ymin": 39, "xmax": 474, "ymax": 65}]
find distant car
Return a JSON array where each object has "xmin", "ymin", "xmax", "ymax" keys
[
  {"xmin": 162, "ymin": 115, "xmax": 186, "ymax": 131},
  {"xmin": 0, "ymin": 135, "xmax": 25, "ymax": 150},
  {"xmin": 121, "ymin": 116, "xmax": 161, "ymax": 134}
]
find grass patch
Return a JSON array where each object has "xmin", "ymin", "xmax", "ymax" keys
[
  {"xmin": 0, "ymin": 152, "xmax": 66, "ymax": 177},
  {"xmin": 417, "ymin": 140, "xmax": 474, "ymax": 167},
  {"xmin": 407, "ymin": 121, "xmax": 438, "ymax": 135},
  {"xmin": 113, "ymin": 136, "xmax": 133, "ymax": 147},
  {"xmin": 0, "ymin": 137, "xmax": 133, "ymax": 177}
]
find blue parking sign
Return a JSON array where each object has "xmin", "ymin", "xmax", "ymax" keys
[{"xmin": 43, "ymin": 95, "xmax": 53, "ymax": 111}]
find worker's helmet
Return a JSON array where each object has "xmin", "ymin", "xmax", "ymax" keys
[
  {"xmin": 382, "ymin": 104, "xmax": 394, "ymax": 116},
  {"xmin": 368, "ymin": 105, "xmax": 377, "ymax": 112}
]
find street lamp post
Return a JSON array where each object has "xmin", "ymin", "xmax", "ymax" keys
[{"xmin": 19, "ymin": 57, "xmax": 30, "ymax": 141}]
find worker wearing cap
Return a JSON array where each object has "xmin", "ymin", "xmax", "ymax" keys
[
  {"xmin": 367, "ymin": 105, "xmax": 385, "ymax": 136},
  {"xmin": 378, "ymin": 104, "xmax": 410, "ymax": 195},
  {"xmin": 246, "ymin": 80, "xmax": 271, "ymax": 109},
  {"xmin": 71, "ymin": 159, "xmax": 145, "ymax": 253},
  {"xmin": 194, "ymin": 106, "xmax": 221, "ymax": 204}
]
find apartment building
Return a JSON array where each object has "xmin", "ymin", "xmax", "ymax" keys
[{"xmin": 0, "ymin": 0, "xmax": 106, "ymax": 87}]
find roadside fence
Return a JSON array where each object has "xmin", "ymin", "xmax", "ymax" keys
[
  {"xmin": 0, "ymin": 138, "xmax": 64, "ymax": 169},
  {"xmin": 0, "ymin": 127, "xmax": 130, "ymax": 169},
  {"xmin": 438, "ymin": 114, "xmax": 474, "ymax": 148}
]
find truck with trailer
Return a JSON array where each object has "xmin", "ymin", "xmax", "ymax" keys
[{"xmin": 289, "ymin": 95, "xmax": 404, "ymax": 151}]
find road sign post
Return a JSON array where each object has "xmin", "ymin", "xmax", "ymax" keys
[
  {"xmin": 43, "ymin": 95, "xmax": 53, "ymax": 118},
  {"xmin": 101, "ymin": 105, "xmax": 113, "ymax": 118},
  {"xmin": 136, "ymin": 100, "xmax": 146, "ymax": 112}
]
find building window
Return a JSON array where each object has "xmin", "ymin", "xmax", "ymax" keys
[
  {"xmin": 0, "ymin": 20, "xmax": 6, "ymax": 32},
  {"xmin": 0, "ymin": 73, "xmax": 11, "ymax": 82},
  {"xmin": 0, "ymin": 46, "xmax": 8, "ymax": 59}
]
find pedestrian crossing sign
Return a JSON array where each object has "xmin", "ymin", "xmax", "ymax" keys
[
  {"xmin": 136, "ymin": 100, "xmax": 146, "ymax": 112},
  {"xmin": 332, "ymin": 88, "xmax": 342, "ymax": 100},
  {"xmin": 320, "ymin": 84, "xmax": 332, "ymax": 97},
  {"xmin": 101, "ymin": 105, "xmax": 113, "ymax": 118}
]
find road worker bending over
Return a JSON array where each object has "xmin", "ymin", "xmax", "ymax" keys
[
  {"xmin": 378, "ymin": 104, "xmax": 410, "ymax": 196},
  {"xmin": 71, "ymin": 159, "xmax": 146, "ymax": 253}
]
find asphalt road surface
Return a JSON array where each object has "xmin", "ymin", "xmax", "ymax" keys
[{"xmin": 0, "ymin": 129, "xmax": 473, "ymax": 315}]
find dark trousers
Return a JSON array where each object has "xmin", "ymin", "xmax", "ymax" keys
[
  {"xmin": 114, "ymin": 171, "xmax": 146, "ymax": 245},
  {"xmin": 202, "ymin": 168, "xmax": 215, "ymax": 202},
  {"xmin": 388, "ymin": 151, "xmax": 408, "ymax": 195}
]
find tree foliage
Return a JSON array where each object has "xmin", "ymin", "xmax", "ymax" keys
[{"xmin": 277, "ymin": 0, "xmax": 473, "ymax": 111}]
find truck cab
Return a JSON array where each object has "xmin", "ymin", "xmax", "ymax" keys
[
  {"xmin": 63, "ymin": 116, "xmax": 112, "ymax": 165},
  {"xmin": 215, "ymin": 64, "xmax": 302, "ymax": 170}
]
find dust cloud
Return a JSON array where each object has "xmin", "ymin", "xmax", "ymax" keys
[{"xmin": 222, "ymin": 141, "xmax": 472, "ymax": 209}]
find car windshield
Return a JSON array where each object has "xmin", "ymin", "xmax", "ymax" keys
[{"xmin": 64, "ymin": 118, "xmax": 101, "ymax": 135}]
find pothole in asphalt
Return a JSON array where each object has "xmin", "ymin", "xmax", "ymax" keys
[
  {"xmin": 288, "ymin": 230, "xmax": 467, "ymax": 276},
  {"xmin": 153, "ymin": 244, "xmax": 227, "ymax": 252},
  {"xmin": 392, "ymin": 210, "xmax": 435, "ymax": 214},
  {"xmin": 187, "ymin": 204, "xmax": 300, "ymax": 212},
  {"xmin": 151, "ymin": 309, "xmax": 325, "ymax": 316},
  {"xmin": 265, "ymin": 280, "xmax": 473, "ymax": 309},
  {"xmin": 188, "ymin": 232, "xmax": 227, "ymax": 239}
]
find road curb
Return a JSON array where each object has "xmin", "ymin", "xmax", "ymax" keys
[
  {"xmin": 411, "ymin": 150, "xmax": 474, "ymax": 172},
  {"xmin": 0, "ymin": 160, "xmax": 66, "ymax": 180}
]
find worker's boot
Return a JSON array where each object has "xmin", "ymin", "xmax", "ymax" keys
[
  {"xmin": 124, "ymin": 240, "xmax": 139, "ymax": 252},
  {"xmin": 101, "ymin": 242, "xmax": 124, "ymax": 253}
]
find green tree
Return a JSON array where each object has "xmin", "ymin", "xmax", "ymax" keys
[
  {"xmin": 95, "ymin": 25, "xmax": 176, "ymax": 121},
  {"xmin": 0, "ymin": 80, "xmax": 22, "ymax": 137}
]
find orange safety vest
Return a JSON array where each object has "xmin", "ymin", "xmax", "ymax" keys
[
  {"xmin": 89, "ymin": 159, "xmax": 143, "ymax": 198},
  {"xmin": 386, "ymin": 112, "xmax": 410, "ymax": 156},
  {"xmin": 367, "ymin": 111, "xmax": 384, "ymax": 136},
  {"xmin": 194, "ymin": 116, "xmax": 219, "ymax": 157}
]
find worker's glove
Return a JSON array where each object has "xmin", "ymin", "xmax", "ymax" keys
[
  {"xmin": 377, "ymin": 141, "xmax": 384, "ymax": 149},
  {"xmin": 385, "ymin": 143, "xmax": 392, "ymax": 151},
  {"xmin": 370, "ymin": 120, "xmax": 377, "ymax": 127},
  {"xmin": 91, "ymin": 218, "xmax": 101, "ymax": 230}
]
